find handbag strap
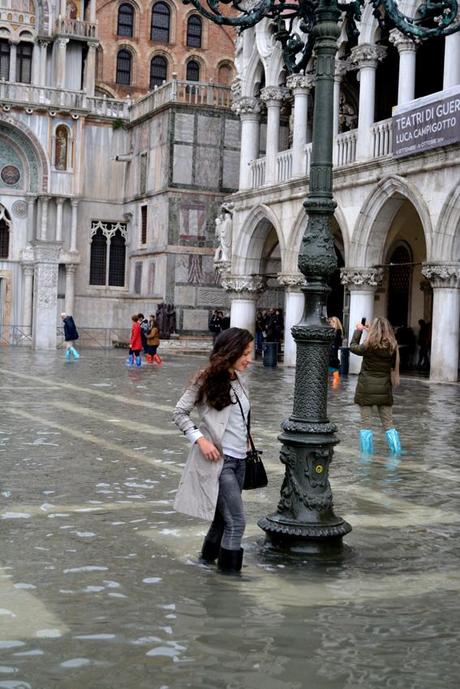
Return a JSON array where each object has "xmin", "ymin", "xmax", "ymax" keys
[{"xmin": 231, "ymin": 380, "xmax": 257, "ymax": 453}]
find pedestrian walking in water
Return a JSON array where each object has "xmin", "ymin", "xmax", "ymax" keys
[
  {"xmin": 350, "ymin": 317, "xmax": 401, "ymax": 455},
  {"xmin": 127, "ymin": 314, "xmax": 142, "ymax": 367},
  {"xmin": 173, "ymin": 327, "xmax": 254, "ymax": 574},
  {"xmin": 145, "ymin": 314, "xmax": 161, "ymax": 364},
  {"xmin": 328, "ymin": 316, "xmax": 343, "ymax": 385},
  {"xmin": 61, "ymin": 313, "xmax": 79, "ymax": 360}
]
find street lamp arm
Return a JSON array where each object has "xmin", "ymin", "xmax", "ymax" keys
[{"xmin": 376, "ymin": 0, "xmax": 460, "ymax": 39}]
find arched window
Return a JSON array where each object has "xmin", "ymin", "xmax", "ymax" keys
[
  {"xmin": 0, "ymin": 206, "xmax": 11, "ymax": 259},
  {"xmin": 186, "ymin": 15, "xmax": 202, "ymax": 48},
  {"xmin": 108, "ymin": 230, "xmax": 126, "ymax": 286},
  {"xmin": 89, "ymin": 229, "xmax": 107, "ymax": 285},
  {"xmin": 151, "ymin": 2, "xmax": 170, "ymax": 43},
  {"xmin": 150, "ymin": 55, "xmax": 167, "ymax": 88},
  {"xmin": 217, "ymin": 62, "xmax": 233, "ymax": 86},
  {"xmin": 186, "ymin": 59, "xmax": 200, "ymax": 82},
  {"xmin": 117, "ymin": 3, "xmax": 134, "ymax": 37},
  {"xmin": 116, "ymin": 49, "xmax": 132, "ymax": 85},
  {"xmin": 16, "ymin": 42, "xmax": 32, "ymax": 83},
  {"xmin": 0, "ymin": 40, "xmax": 10, "ymax": 81}
]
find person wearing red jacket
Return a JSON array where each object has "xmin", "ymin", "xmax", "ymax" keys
[{"xmin": 128, "ymin": 314, "xmax": 143, "ymax": 367}]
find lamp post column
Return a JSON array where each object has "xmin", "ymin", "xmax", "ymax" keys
[{"xmin": 259, "ymin": 1, "xmax": 351, "ymax": 553}]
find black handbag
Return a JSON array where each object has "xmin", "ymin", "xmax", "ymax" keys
[{"xmin": 232, "ymin": 385, "xmax": 268, "ymax": 490}]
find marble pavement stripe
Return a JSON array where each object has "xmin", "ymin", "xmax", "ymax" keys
[
  {"xmin": 0, "ymin": 569, "xmax": 69, "ymax": 640},
  {"xmin": 0, "ymin": 368, "xmax": 173, "ymax": 413},
  {"xmin": 1, "ymin": 500, "xmax": 176, "ymax": 519},
  {"xmin": 4, "ymin": 408, "xmax": 183, "ymax": 475}
]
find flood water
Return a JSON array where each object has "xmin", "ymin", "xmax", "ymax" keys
[{"xmin": 0, "ymin": 349, "xmax": 459, "ymax": 689}]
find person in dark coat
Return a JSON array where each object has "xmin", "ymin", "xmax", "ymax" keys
[
  {"xmin": 350, "ymin": 316, "xmax": 401, "ymax": 455},
  {"xmin": 61, "ymin": 312, "xmax": 79, "ymax": 360},
  {"xmin": 328, "ymin": 316, "xmax": 343, "ymax": 384}
]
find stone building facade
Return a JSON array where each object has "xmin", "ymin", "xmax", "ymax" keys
[
  {"xmin": 0, "ymin": 0, "xmax": 237, "ymax": 349},
  {"xmin": 219, "ymin": 10, "xmax": 460, "ymax": 383}
]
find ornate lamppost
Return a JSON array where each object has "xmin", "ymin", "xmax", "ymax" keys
[{"xmin": 184, "ymin": 0, "xmax": 460, "ymax": 553}]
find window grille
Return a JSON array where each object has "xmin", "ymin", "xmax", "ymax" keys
[
  {"xmin": 150, "ymin": 55, "xmax": 167, "ymax": 88},
  {"xmin": 89, "ymin": 222, "xmax": 127, "ymax": 287},
  {"xmin": 116, "ymin": 49, "xmax": 132, "ymax": 85},
  {"xmin": 141, "ymin": 205, "xmax": 147, "ymax": 244},
  {"xmin": 0, "ymin": 222, "xmax": 9, "ymax": 258},
  {"xmin": 187, "ymin": 16, "xmax": 202, "ymax": 48},
  {"xmin": 151, "ymin": 2, "xmax": 170, "ymax": 43},
  {"xmin": 108, "ymin": 230, "xmax": 126, "ymax": 286},
  {"xmin": 16, "ymin": 43, "xmax": 32, "ymax": 83},
  {"xmin": 89, "ymin": 229, "xmax": 107, "ymax": 285},
  {"xmin": 117, "ymin": 4, "xmax": 134, "ymax": 37},
  {"xmin": 186, "ymin": 59, "xmax": 200, "ymax": 82},
  {"xmin": 0, "ymin": 40, "xmax": 10, "ymax": 81}
]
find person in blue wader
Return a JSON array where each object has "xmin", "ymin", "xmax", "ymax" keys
[{"xmin": 61, "ymin": 313, "xmax": 80, "ymax": 360}]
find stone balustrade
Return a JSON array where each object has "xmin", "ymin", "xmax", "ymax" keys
[
  {"xmin": 130, "ymin": 80, "xmax": 232, "ymax": 121},
  {"xmin": 371, "ymin": 118, "xmax": 393, "ymax": 158},
  {"xmin": 336, "ymin": 130, "xmax": 358, "ymax": 167},
  {"xmin": 276, "ymin": 149, "xmax": 293, "ymax": 183},
  {"xmin": 250, "ymin": 157, "xmax": 266, "ymax": 188},
  {"xmin": 55, "ymin": 17, "xmax": 98, "ymax": 39}
]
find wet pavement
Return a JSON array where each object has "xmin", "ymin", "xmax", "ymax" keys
[{"xmin": 0, "ymin": 349, "xmax": 459, "ymax": 689}]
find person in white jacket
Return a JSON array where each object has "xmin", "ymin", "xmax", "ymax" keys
[{"xmin": 173, "ymin": 327, "xmax": 254, "ymax": 574}]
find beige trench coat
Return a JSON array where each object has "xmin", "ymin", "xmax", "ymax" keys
[{"xmin": 172, "ymin": 380, "xmax": 249, "ymax": 521}]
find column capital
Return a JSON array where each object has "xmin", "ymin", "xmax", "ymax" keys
[
  {"xmin": 221, "ymin": 275, "xmax": 266, "ymax": 294},
  {"xmin": 277, "ymin": 272, "xmax": 306, "ymax": 289},
  {"xmin": 340, "ymin": 267, "xmax": 384, "ymax": 289},
  {"xmin": 351, "ymin": 44, "xmax": 386, "ymax": 70},
  {"xmin": 22, "ymin": 263, "xmax": 35, "ymax": 276},
  {"xmin": 38, "ymin": 39, "xmax": 50, "ymax": 48},
  {"xmin": 389, "ymin": 29, "xmax": 419, "ymax": 53},
  {"xmin": 260, "ymin": 85, "xmax": 290, "ymax": 104},
  {"xmin": 286, "ymin": 73, "xmax": 315, "ymax": 93},
  {"xmin": 65, "ymin": 263, "xmax": 78, "ymax": 274},
  {"xmin": 55, "ymin": 196, "xmax": 65, "ymax": 206},
  {"xmin": 71, "ymin": 198, "xmax": 80, "ymax": 208},
  {"xmin": 231, "ymin": 96, "xmax": 262, "ymax": 116},
  {"xmin": 334, "ymin": 58, "xmax": 350, "ymax": 80},
  {"xmin": 422, "ymin": 262, "xmax": 460, "ymax": 289}
]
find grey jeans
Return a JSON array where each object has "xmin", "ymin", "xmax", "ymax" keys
[
  {"xmin": 360, "ymin": 405, "xmax": 394, "ymax": 431},
  {"xmin": 205, "ymin": 455, "xmax": 246, "ymax": 551}
]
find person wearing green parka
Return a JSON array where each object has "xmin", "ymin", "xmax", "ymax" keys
[{"xmin": 350, "ymin": 316, "xmax": 402, "ymax": 455}]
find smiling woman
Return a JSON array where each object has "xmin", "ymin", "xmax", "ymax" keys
[{"xmin": 172, "ymin": 327, "xmax": 254, "ymax": 574}]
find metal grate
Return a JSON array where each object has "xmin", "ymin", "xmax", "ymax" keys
[
  {"xmin": 150, "ymin": 55, "xmax": 167, "ymax": 88},
  {"xmin": 108, "ymin": 230, "xmax": 126, "ymax": 287},
  {"xmin": 0, "ymin": 222, "xmax": 9, "ymax": 259},
  {"xmin": 116, "ymin": 49, "xmax": 132, "ymax": 85},
  {"xmin": 89, "ymin": 229, "xmax": 107, "ymax": 285},
  {"xmin": 187, "ymin": 15, "xmax": 202, "ymax": 48},
  {"xmin": 151, "ymin": 2, "xmax": 170, "ymax": 43},
  {"xmin": 117, "ymin": 4, "xmax": 134, "ymax": 37}
]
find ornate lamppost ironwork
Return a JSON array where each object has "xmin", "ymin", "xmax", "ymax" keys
[{"xmin": 184, "ymin": 0, "xmax": 460, "ymax": 553}]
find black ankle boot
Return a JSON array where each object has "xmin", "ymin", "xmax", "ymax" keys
[
  {"xmin": 199, "ymin": 539, "xmax": 220, "ymax": 564},
  {"xmin": 217, "ymin": 547, "xmax": 243, "ymax": 574}
]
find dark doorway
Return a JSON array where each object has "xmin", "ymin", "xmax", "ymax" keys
[
  {"xmin": 327, "ymin": 245, "xmax": 345, "ymax": 324},
  {"xmin": 387, "ymin": 244, "xmax": 412, "ymax": 327}
]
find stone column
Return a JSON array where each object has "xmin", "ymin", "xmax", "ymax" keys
[
  {"xmin": 32, "ymin": 243, "xmax": 60, "ymax": 350},
  {"xmin": 55, "ymin": 197, "xmax": 64, "ymax": 242},
  {"xmin": 70, "ymin": 199, "xmax": 79, "ymax": 251},
  {"xmin": 84, "ymin": 42, "xmax": 97, "ymax": 96},
  {"xmin": 351, "ymin": 44, "xmax": 386, "ymax": 160},
  {"xmin": 278, "ymin": 273, "xmax": 306, "ymax": 367},
  {"xmin": 260, "ymin": 86, "xmax": 289, "ymax": 186},
  {"xmin": 65, "ymin": 264, "xmax": 77, "ymax": 315},
  {"xmin": 39, "ymin": 196, "xmax": 50, "ymax": 241},
  {"xmin": 444, "ymin": 33, "xmax": 460, "ymax": 89},
  {"xmin": 422, "ymin": 263, "xmax": 460, "ymax": 382},
  {"xmin": 389, "ymin": 30, "xmax": 417, "ymax": 105},
  {"xmin": 9, "ymin": 42, "xmax": 17, "ymax": 82},
  {"xmin": 22, "ymin": 264, "xmax": 34, "ymax": 334},
  {"xmin": 286, "ymin": 73, "xmax": 315, "ymax": 177},
  {"xmin": 221, "ymin": 275, "xmax": 266, "ymax": 335},
  {"xmin": 89, "ymin": 0, "xmax": 96, "ymax": 22},
  {"xmin": 340, "ymin": 267, "xmax": 384, "ymax": 374},
  {"xmin": 333, "ymin": 59, "xmax": 349, "ymax": 138},
  {"xmin": 31, "ymin": 43, "xmax": 41, "ymax": 86},
  {"xmin": 232, "ymin": 97, "xmax": 262, "ymax": 190},
  {"xmin": 39, "ymin": 40, "xmax": 49, "ymax": 86},
  {"xmin": 55, "ymin": 38, "xmax": 69, "ymax": 90},
  {"xmin": 26, "ymin": 195, "xmax": 36, "ymax": 242}
]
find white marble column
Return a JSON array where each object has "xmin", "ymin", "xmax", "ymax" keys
[
  {"xmin": 9, "ymin": 42, "xmax": 17, "ymax": 82},
  {"xmin": 32, "ymin": 244, "xmax": 60, "ymax": 350},
  {"xmin": 422, "ymin": 263, "xmax": 460, "ymax": 382},
  {"xmin": 232, "ymin": 97, "xmax": 262, "ymax": 190},
  {"xmin": 260, "ymin": 86, "xmax": 289, "ymax": 186},
  {"xmin": 55, "ymin": 38, "xmax": 69, "ymax": 90},
  {"xmin": 286, "ymin": 73, "xmax": 314, "ymax": 177},
  {"xmin": 65, "ymin": 264, "xmax": 77, "ymax": 315},
  {"xmin": 55, "ymin": 197, "xmax": 64, "ymax": 242},
  {"xmin": 443, "ymin": 32, "xmax": 460, "ymax": 89},
  {"xmin": 84, "ymin": 42, "xmax": 97, "ymax": 96},
  {"xmin": 278, "ymin": 273, "xmax": 305, "ymax": 367},
  {"xmin": 22, "ymin": 264, "xmax": 34, "ymax": 333},
  {"xmin": 70, "ymin": 199, "xmax": 79, "ymax": 251},
  {"xmin": 39, "ymin": 196, "xmax": 50, "ymax": 241},
  {"xmin": 333, "ymin": 59, "xmax": 350, "ymax": 138},
  {"xmin": 89, "ymin": 0, "xmax": 96, "ymax": 22},
  {"xmin": 31, "ymin": 43, "xmax": 41, "ymax": 86},
  {"xmin": 39, "ymin": 40, "xmax": 49, "ymax": 86},
  {"xmin": 351, "ymin": 44, "xmax": 386, "ymax": 160},
  {"xmin": 26, "ymin": 195, "xmax": 36, "ymax": 242},
  {"xmin": 389, "ymin": 30, "xmax": 417, "ymax": 105},
  {"xmin": 222, "ymin": 275, "xmax": 266, "ymax": 335},
  {"xmin": 341, "ymin": 267, "xmax": 384, "ymax": 374}
]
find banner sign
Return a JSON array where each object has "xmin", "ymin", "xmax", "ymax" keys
[{"xmin": 392, "ymin": 90, "xmax": 460, "ymax": 157}]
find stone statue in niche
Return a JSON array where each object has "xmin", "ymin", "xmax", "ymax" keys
[
  {"xmin": 214, "ymin": 205, "xmax": 233, "ymax": 265},
  {"xmin": 55, "ymin": 125, "xmax": 68, "ymax": 171}
]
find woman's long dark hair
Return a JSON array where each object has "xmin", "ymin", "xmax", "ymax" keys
[{"xmin": 194, "ymin": 327, "xmax": 254, "ymax": 410}]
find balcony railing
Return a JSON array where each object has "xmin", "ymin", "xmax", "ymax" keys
[
  {"xmin": 250, "ymin": 157, "xmax": 266, "ymax": 188},
  {"xmin": 371, "ymin": 118, "xmax": 393, "ymax": 158},
  {"xmin": 55, "ymin": 17, "xmax": 97, "ymax": 39},
  {"xmin": 336, "ymin": 130, "xmax": 357, "ymax": 167},
  {"xmin": 130, "ymin": 79, "xmax": 232, "ymax": 121},
  {"xmin": 86, "ymin": 95, "xmax": 129, "ymax": 119},
  {"xmin": 276, "ymin": 149, "xmax": 293, "ymax": 183}
]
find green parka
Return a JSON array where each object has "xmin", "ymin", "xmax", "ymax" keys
[{"xmin": 350, "ymin": 329, "xmax": 396, "ymax": 407}]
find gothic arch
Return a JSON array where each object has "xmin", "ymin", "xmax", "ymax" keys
[
  {"xmin": 434, "ymin": 181, "xmax": 460, "ymax": 260},
  {"xmin": 0, "ymin": 115, "xmax": 49, "ymax": 192},
  {"xmin": 350, "ymin": 175, "xmax": 432, "ymax": 266},
  {"xmin": 233, "ymin": 204, "xmax": 285, "ymax": 276}
]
